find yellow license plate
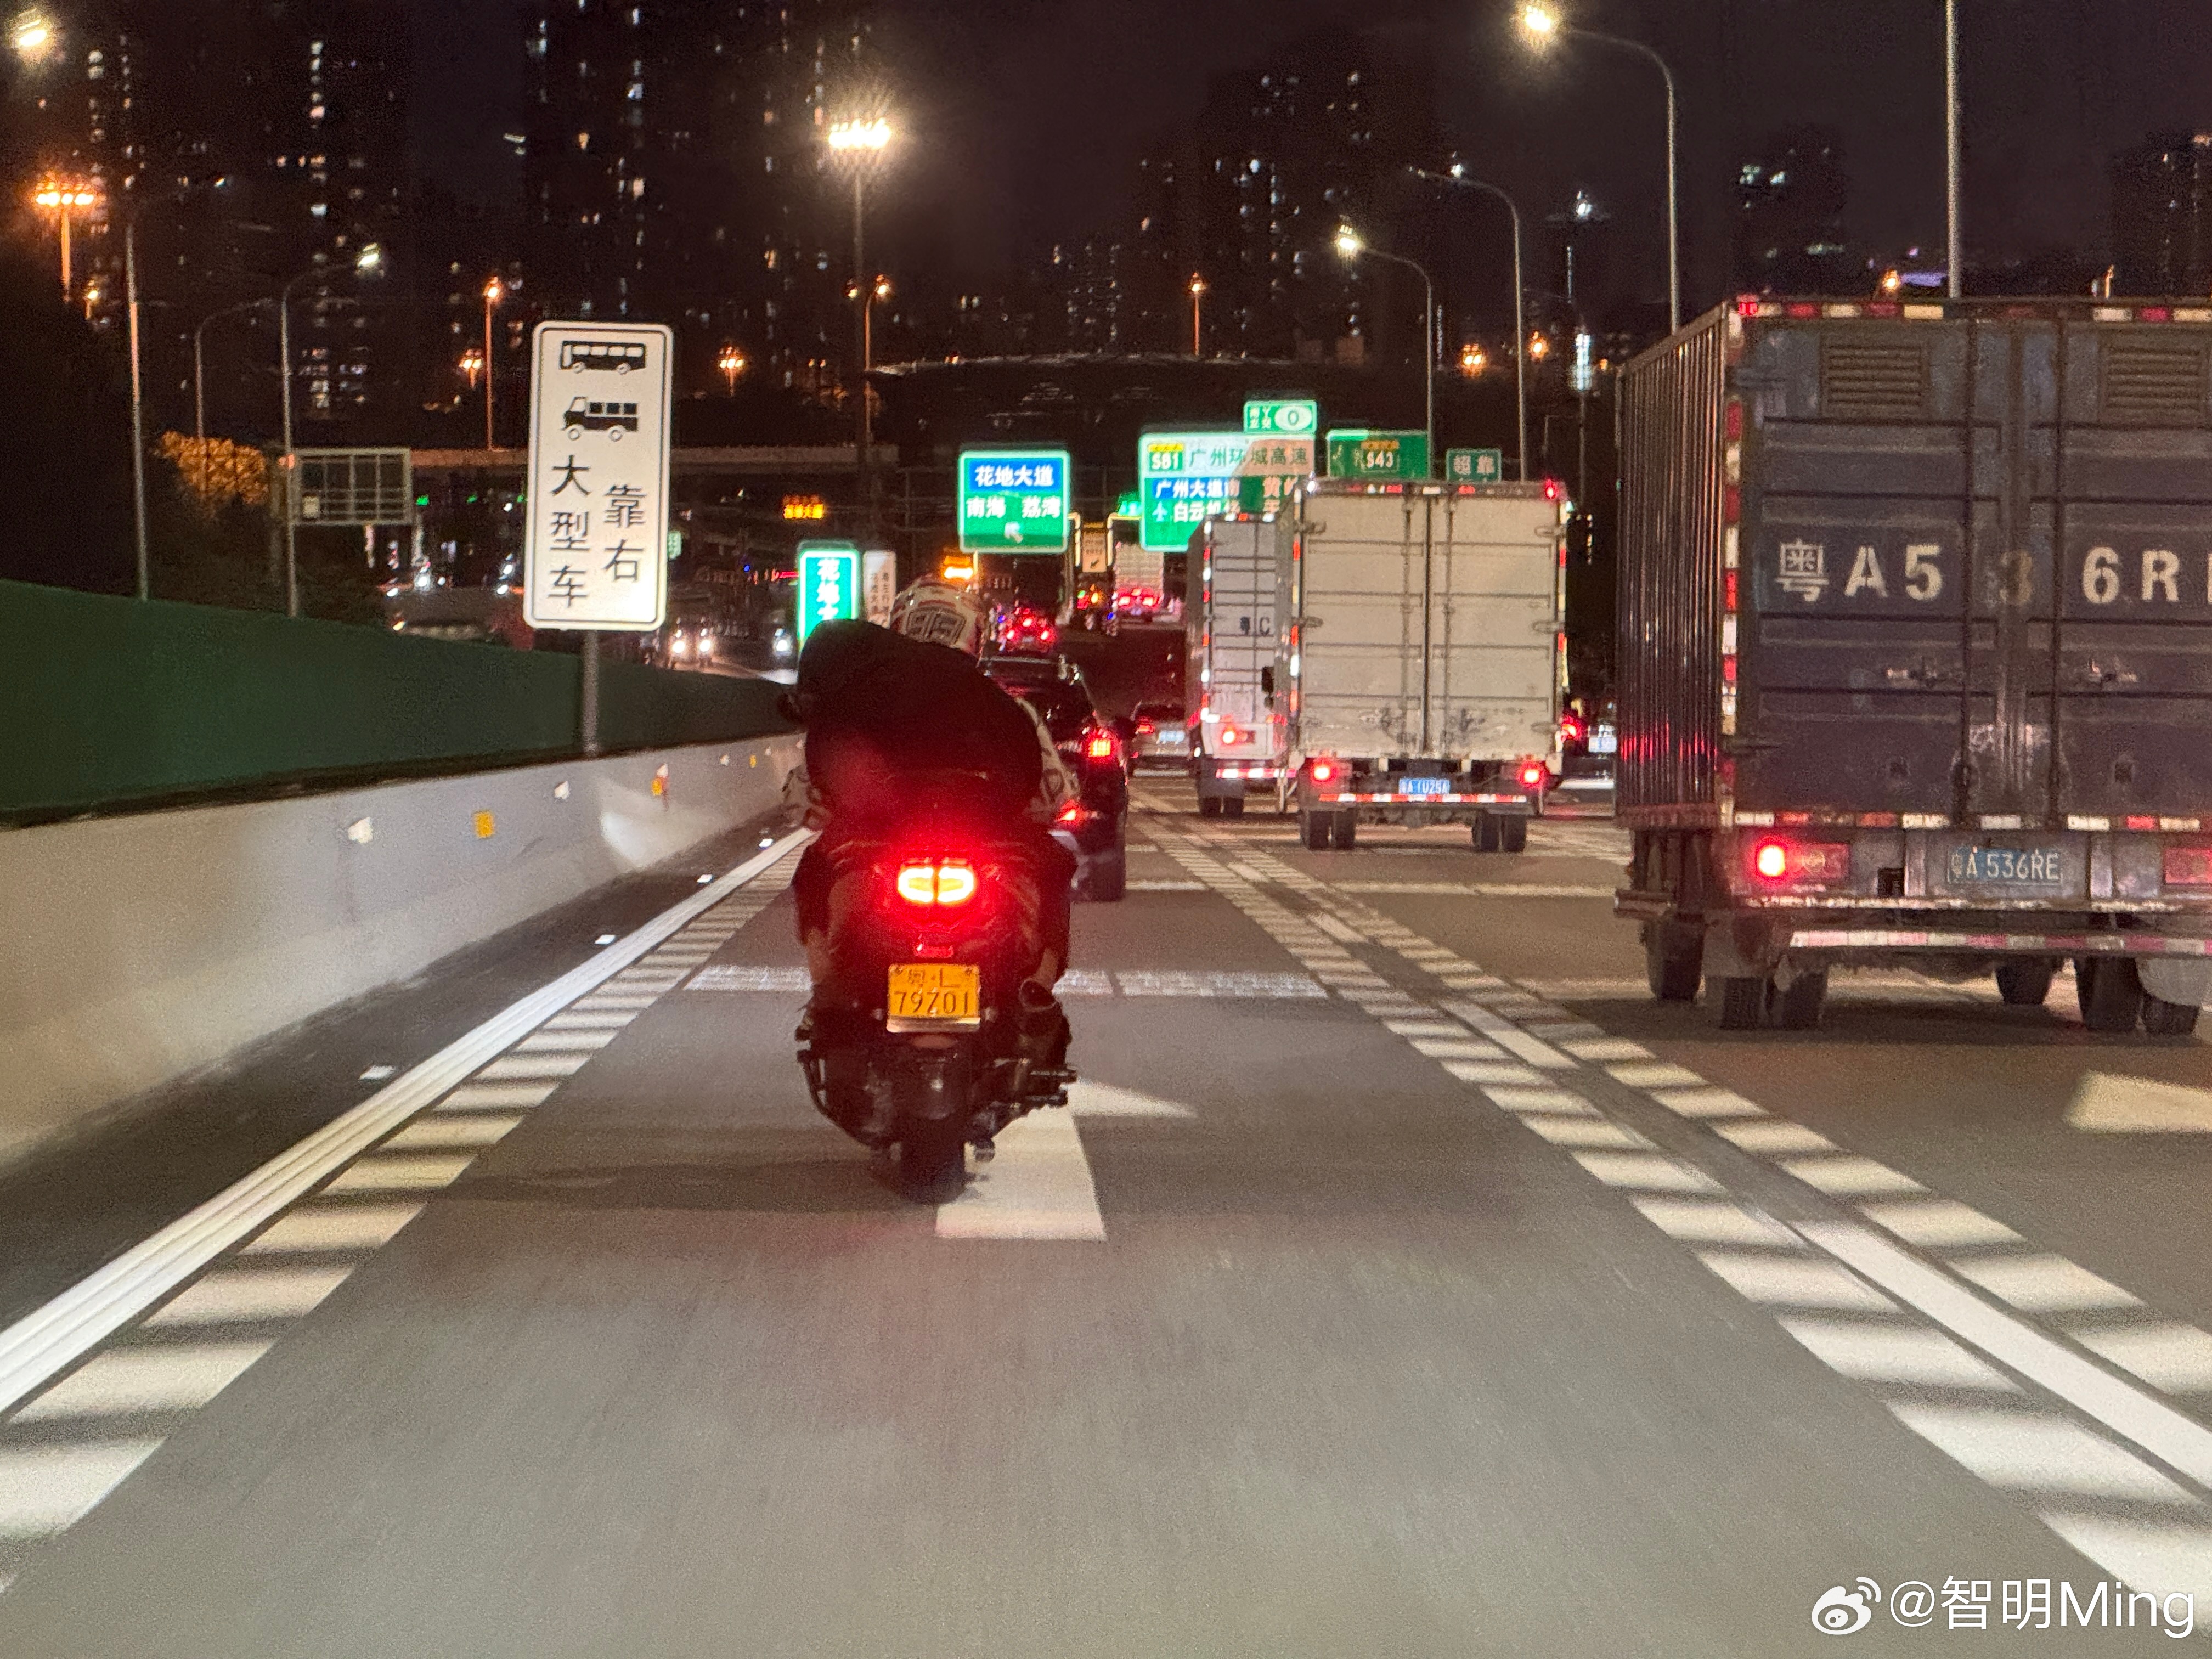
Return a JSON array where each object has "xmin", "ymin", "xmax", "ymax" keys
[{"xmin": 887, "ymin": 962, "xmax": 981, "ymax": 1028}]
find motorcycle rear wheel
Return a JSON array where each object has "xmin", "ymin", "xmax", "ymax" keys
[{"xmin": 900, "ymin": 1121, "xmax": 967, "ymax": 1197}]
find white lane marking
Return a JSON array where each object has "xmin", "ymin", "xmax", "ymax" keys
[
  {"xmin": 1801, "ymin": 1221, "xmax": 2212, "ymax": 1486},
  {"xmin": 322, "ymin": 1155, "xmax": 476, "ymax": 1194},
  {"xmin": 1628, "ymin": 1197, "xmax": 1799, "ymax": 1246},
  {"xmin": 1481, "ymin": 1086, "xmax": 1598, "ymax": 1116},
  {"xmin": 437, "ymin": 1081, "xmax": 558, "ymax": 1111},
  {"xmin": 1058, "ymin": 969, "xmax": 1114, "ymax": 996},
  {"xmin": 1113, "ymin": 971, "xmax": 1326, "ymax": 999},
  {"xmin": 1521, "ymin": 1116, "xmax": 1651, "ymax": 1149},
  {"xmin": 1886, "ymin": 1404, "xmax": 2196, "ymax": 1503},
  {"xmin": 1128, "ymin": 880, "xmax": 1207, "ymax": 891},
  {"xmin": 569, "ymin": 994, "xmax": 662, "ymax": 1011},
  {"xmin": 1384, "ymin": 1020, "xmax": 1469, "ymax": 1039},
  {"xmin": 2070, "ymin": 1324, "xmax": 2212, "ymax": 1393},
  {"xmin": 1409, "ymin": 1038, "xmax": 1510, "ymax": 1061},
  {"xmin": 477, "ymin": 1053, "xmax": 592, "ymax": 1080},
  {"xmin": 540, "ymin": 1011, "xmax": 642, "ymax": 1031},
  {"xmin": 1313, "ymin": 915, "xmax": 1367, "ymax": 944},
  {"xmin": 240, "ymin": 1205, "xmax": 425, "ymax": 1255},
  {"xmin": 1950, "ymin": 1255, "xmax": 2146, "ymax": 1313},
  {"xmin": 1066, "ymin": 1082, "xmax": 1194, "ymax": 1119},
  {"xmin": 1857, "ymin": 1199, "xmax": 2023, "ymax": 1249},
  {"xmin": 1446, "ymin": 1003, "xmax": 1576, "ymax": 1069},
  {"xmin": 0, "ymin": 823, "xmax": 808, "ymax": 1416},
  {"xmin": 0, "ymin": 1442, "xmax": 165, "ymax": 1539},
  {"xmin": 358, "ymin": 1065, "xmax": 397, "ymax": 1082},
  {"xmin": 1714, "ymin": 1121, "xmax": 1841, "ymax": 1154},
  {"xmin": 2040, "ymin": 1514, "xmax": 2212, "ymax": 1610},
  {"xmin": 1696, "ymin": 1252, "xmax": 1897, "ymax": 1310},
  {"xmin": 1777, "ymin": 1319, "xmax": 2019, "ymax": 1390},
  {"xmin": 2067, "ymin": 1073, "xmax": 2212, "ymax": 1133},
  {"xmin": 13, "ymin": 1342, "xmax": 274, "ymax": 1420},
  {"xmin": 382, "ymin": 1115, "xmax": 524, "ymax": 1151},
  {"xmin": 1779, "ymin": 1155, "xmax": 1927, "ymax": 1197},
  {"xmin": 1329, "ymin": 882, "xmax": 1616, "ymax": 898},
  {"xmin": 512, "ymin": 1030, "xmax": 617, "ymax": 1053},
  {"xmin": 1443, "ymin": 1060, "xmax": 1546, "ymax": 1086},
  {"xmin": 686, "ymin": 965, "xmax": 810, "ymax": 991},
  {"xmin": 1606, "ymin": 1060, "xmax": 1707, "ymax": 1090},
  {"xmin": 1560, "ymin": 1037, "xmax": 1652, "ymax": 1062},
  {"xmin": 936, "ymin": 1111, "xmax": 1105, "ymax": 1242},
  {"xmin": 144, "ymin": 1267, "xmax": 354, "ymax": 1327},
  {"xmin": 1571, "ymin": 1153, "xmax": 1723, "ymax": 1193}
]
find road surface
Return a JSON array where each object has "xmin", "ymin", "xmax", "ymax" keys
[{"xmin": 0, "ymin": 786, "xmax": 2205, "ymax": 1654}]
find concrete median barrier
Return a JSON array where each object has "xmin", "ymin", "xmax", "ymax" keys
[{"xmin": 0, "ymin": 736, "xmax": 799, "ymax": 1170}]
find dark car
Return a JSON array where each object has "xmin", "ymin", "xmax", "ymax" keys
[
  {"xmin": 983, "ymin": 654, "xmax": 1130, "ymax": 902},
  {"xmin": 1127, "ymin": 699, "xmax": 1190, "ymax": 772}
]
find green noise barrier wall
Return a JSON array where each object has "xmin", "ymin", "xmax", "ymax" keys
[{"xmin": 0, "ymin": 580, "xmax": 792, "ymax": 821}]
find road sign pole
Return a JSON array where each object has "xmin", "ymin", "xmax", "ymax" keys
[{"xmin": 580, "ymin": 634, "xmax": 602, "ymax": 758}]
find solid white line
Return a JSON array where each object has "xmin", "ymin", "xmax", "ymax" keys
[
  {"xmin": 0, "ymin": 830, "xmax": 814, "ymax": 1416},
  {"xmin": 1801, "ymin": 1221, "xmax": 2212, "ymax": 1487},
  {"xmin": 935, "ymin": 1111, "xmax": 1105, "ymax": 1242}
]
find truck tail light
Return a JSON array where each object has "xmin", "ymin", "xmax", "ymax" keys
[
  {"xmin": 1519, "ymin": 760, "xmax": 1547, "ymax": 789},
  {"xmin": 1311, "ymin": 759, "xmax": 1337, "ymax": 783},
  {"xmin": 1220, "ymin": 724, "xmax": 1243, "ymax": 746},
  {"xmin": 1751, "ymin": 838, "xmax": 1851, "ymax": 885},
  {"xmin": 2164, "ymin": 844, "xmax": 2212, "ymax": 886}
]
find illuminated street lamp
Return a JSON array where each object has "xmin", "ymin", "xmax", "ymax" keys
[
  {"xmin": 8, "ymin": 8, "xmax": 55, "ymax": 63},
  {"xmin": 32, "ymin": 177, "xmax": 100, "ymax": 300},
  {"xmin": 481, "ymin": 275, "xmax": 503, "ymax": 451},
  {"xmin": 717, "ymin": 343, "xmax": 746, "ymax": 395},
  {"xmin": 1528, "ymin": 332, "xmax": 1551, "ymax": 360},
  {"xmin": 827, "ymin": 113, "xmax": 895, "ymax": 528},
  {"xmin": 458, "ymin": 343, "xmax": 484, "ymax": 390},
  {"xmin": 1336, "ymin": 225, "xmax": 1435, "ymax": 475},
  {"xmin": 1519, "ymin": 4, "xmax": 1679, "ymax": 333},
  {"xmin": 1459, "ymin": 344, "xmax": 1486, "ymax": 376},
  {"xmin": 1188, "ymin": 273, "xmax": 1207, "ymax": 357}
]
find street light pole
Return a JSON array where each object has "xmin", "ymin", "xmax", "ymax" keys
[
  {"xmin": 277, "ymin": 243, "xmax": 382, "ymax": 618},
  {"xmin": 1336, "ymin": 228, "xmax": 1435, "ymax": 475},
  {"xmin": 1945, "ymin": 0, "xmax": 1962, "ymax": 300},
  {"xmin": 1519, "ymin": 8, "xmax": 1679, "ymax": 333},
  {"xmin": 126, "ymin": 220, "xmax": 149, "ymax": 601},
  {"xmin": 194, "ymin": 297, "xmax": 273, "ymax": 448},
  {"xmin": 482, "ymin": 276, "xmax": 502, "ymax": 449},
  {"xmin": 1413, "ymin": 166, "xmax": 1529, "ymax": 482},
  {"xmin": 827, "ymin": 115, "xmax": 893, "ymax": 532},
  {"xmin": 1189, "ymin": 274, "xmax": 1206, "ymax": 357}
]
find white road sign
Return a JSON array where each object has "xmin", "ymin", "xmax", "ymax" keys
[{"xmin": 524, "ymin": 321, "xmax": 673, "ymax": 631}]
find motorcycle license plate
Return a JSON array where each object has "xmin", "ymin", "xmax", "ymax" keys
[{"xmin": 887, "ymin": 963, "xmax": 981, "ymax": 1028}]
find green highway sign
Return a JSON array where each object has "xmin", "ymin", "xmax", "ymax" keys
[
  {"xmin": 797, "ymin": 539, "xmax": 860, "ymax": 644},
  {"xmin": 1243, "ymin": 398, "xmax": 1318, "ymax": 437},
  {"xmin": 957, "ymin": 449, "xmax": 1071, "ymax": 553},
  {"xmin": 1137, "ymin": 428, "xmax": 1315, "ymax": 552},
  {"xmin": 1446, "ymin": 447, "xmax": 1505, "ymax": 484},
  {"xmin": 1326, "ymin": 429, "xmax": 1431, "ymax": 482}
]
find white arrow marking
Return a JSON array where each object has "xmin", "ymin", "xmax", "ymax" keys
[{"xmin": 2067, "ymin": 1073, "xmax": 2212, "ymax": 1134}]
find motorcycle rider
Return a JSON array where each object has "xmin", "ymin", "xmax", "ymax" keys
[{"xmin": 784, "ymin": 578, "xmax": 1077, "ymax": 1143}]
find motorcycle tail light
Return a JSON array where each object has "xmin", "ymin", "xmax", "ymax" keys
[
  {"xmin": 1086, "ymin": 730, "xmax": 1116, "ymax": 760},
  {"xmin": 1056, "ymin": 801, "xmax": 1086, "ymax": 825},
  {"xmin": 895, "ymin": 860, "xmax": 978, "ymax": 906}
]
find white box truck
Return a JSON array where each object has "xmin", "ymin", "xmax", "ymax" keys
[
  {"xmin": 1284, "ymin": 479, "xmax": 1565, "ymax": 851},
  {"xmin": 1186, "ymin": 515, "xmax": 1290, "ymax": 816}
]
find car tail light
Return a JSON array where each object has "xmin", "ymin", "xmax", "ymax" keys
[
  {"xmin": 1750, "ymin": 838, "xmax": 1851, "ymax": 884},
  {"xmin": 1055, "ymin": 801, "xmax": 1086, "ymax": 825},
  {"xmin": 1135, "ymin": 718, "xmax": 1155, "ymax": 736},
  {"xmin": 2164, "ymin": 844, "xmax": 2212, "ymax": 886},
  {"xmin": 1519, "ymin": 761, "xmax": 1547, "ymax": 788},
  {"xmin": 895, "ymin": 860, "xmax": 978, "ymax": 906},
  {"xmin": 1086, "ymin": 730, "xmax": 1116, "ymax": 760}
]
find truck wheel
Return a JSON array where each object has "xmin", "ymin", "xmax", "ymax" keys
[
  {"xmin": 1084, "ymin": 848, "xmax": 1127, "ymax": 902},
  {"xmin": 1716, "ymin": 976, "xmax": 1768, "ymax": 1030},
  {"xmin": 1995, "ymin": 960, "xmax": 2056, "ymax": 1006},
  {"xmin": 1498, "ymin": 816, "xmax": 1529, "ymax": 854},
  {"xmin": 1300, "ymin": 811, "xmax": 1330, "ymax": 851},
  {"xmin": 2142, "ymin": 993, "xmax": 2201, "ymax": 1036},
  {"xmin": 1774, "ymin": 970, "xmax": 1828, "ymax": 1030},
  {"xmin": 1645, "ymin": 921, "xmax": 1702, "ymax": 1001},
  {"xmin": 1330, "ymin": 810, "xmax": 1358, "ymax": 850},
  {"xmin": 2076, "ymin": 957, "xmax": 2145, "ymax": 1034},
  {"xmin": 1220, "ymin": 795, "xmax": 1245, "ymax": 819},
  {"xmin": 1199, "ymin": 795, "xmax": 1222, "ymax": 820},
  {"xmin": 1472, "ymin": 815, "xmax": 1500, "ymax": 852}
]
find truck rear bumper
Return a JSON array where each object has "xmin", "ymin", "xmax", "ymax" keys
[{"xmin": 1784, "ymin": 927, "xmax": 2212, "ymax": 957}]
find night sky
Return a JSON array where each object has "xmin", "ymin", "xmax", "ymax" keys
[{"xmin": 413, "ymin": 1, "xmax": 2212, "ymax": 313}]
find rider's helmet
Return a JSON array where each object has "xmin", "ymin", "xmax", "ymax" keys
[{"xmin": 887, "ymin": 574, "xmax": 985, "ymax": 656}]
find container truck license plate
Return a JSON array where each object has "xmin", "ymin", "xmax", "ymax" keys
[
  {"xmin": 1397, "ymin": 777, "xmax": 1451, "ymax": 797},
  {"xmin": 1947, "ymin": 845, "xmax": 2065, "ymax": 887},
  {"xmin": 887, "ymin": 963, "xmax": 981, "ymax": 1025}
]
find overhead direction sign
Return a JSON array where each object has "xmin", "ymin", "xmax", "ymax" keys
[
  {"xmin": 1326, "ymin": 428, "xmax": 1431, "ymax": 482},
  {"xmin": 1243, "ymin": 397, "xmax": 1318, "ymax": 436},
  {"xmin": 1446, "ymin": 448, "xmax": 1505, "ymax": 484},
  {"xmin": 957, "ymin": 449, "xmax": 1071, "ymax": 553},
  {"xmin": 291, "ymin": 448, "xmax": 412, "ymax": 525},
  {"xmin": 798, "ymin": 540, "xmax": 861, "ymax": 644},
  {"xmin": 524, "ymin": 321, "xmax": 673, "ymax": 630},
  {"xmin": 1137, "ymin": 428, "xmax": 1315, "ymax": 552}
]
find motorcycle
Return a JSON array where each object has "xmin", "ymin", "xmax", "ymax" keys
[{"xmin": 796, "ymin": 786, "xmax": 1076, "ymax": 1195}]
